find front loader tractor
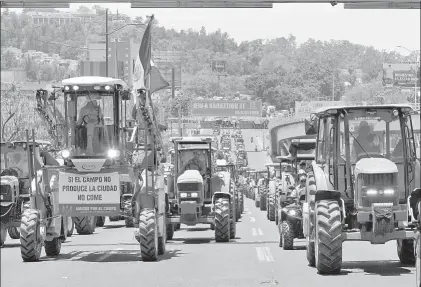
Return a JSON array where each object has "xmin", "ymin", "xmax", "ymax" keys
[
  {"xmin": 1, "ymin": 132, "xmax": 69, "ymax": 261},
  {"xmin": 56, "ymin": 77, "xmax": 135, "ymax": 235},
  {"xmin": 303, "ymin": 105, "xmax": 421, "ymax": 274},
  {"xmin": 168, "ymin": 137, "xmax": 237, "ymax": 242}
]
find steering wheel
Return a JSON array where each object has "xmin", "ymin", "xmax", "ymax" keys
[
  {"xmin": 185, "ymin": 163, "xmax": 201, "ymax": 171},
  {"xmin": 82, "ymin": 114, "xmax": 101, "ymax": 125}
]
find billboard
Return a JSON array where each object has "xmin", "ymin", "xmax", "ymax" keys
[
  {"xmin": 153, "ymin": 50, "xmax": 182, "ymax": 88},
  {"xmin": 382, "ymin": 63, "xmax": 420, "ymax": 88},
  {"xmin": 190, "ymin": 100, "xmax": 262, "ymax": 117}
]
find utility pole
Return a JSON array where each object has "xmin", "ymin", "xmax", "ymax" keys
[
  {"xmin": 332, "ymin": 73, "xmax": 335, "ymax": 101},
  {"xmin": 105, "ymin": 8, "xmax": 109, "ymax": 77},
  {"xmin": 171, "ymin": 67, "xmax": 175, "ymax": 99}
]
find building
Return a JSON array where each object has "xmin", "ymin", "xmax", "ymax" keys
[{"xmin": 26, "ymin": 11, "xmax": 80, "ymax": 26}]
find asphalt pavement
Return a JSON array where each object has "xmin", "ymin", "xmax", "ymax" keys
[{"xmin": 1, "ymin": 198, "xmax": 415, "ymax": 287}]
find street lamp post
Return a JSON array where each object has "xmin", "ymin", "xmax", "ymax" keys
[{"xmin": 105, "ymin": 9, "xmax": 143, "ymax": 77}]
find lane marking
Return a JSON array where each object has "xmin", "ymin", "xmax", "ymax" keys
[
  {"xmin": 248, "ymin": 211, "xmax": 252, "ymax": 215},
  {"xmin": 250, "ymin": 217, "xmax": 256, "ymax": 223},
  {"xmin": 262, "ymin": 247, "xmax": 274, "ymax": 262},
  {"xmin": 256, "ymin": 247, "xmax": 266, "ymax": 261},
  {"xmin": 257, "ymin": 228, "xmax": 264, "ymax": 236},
  {"xmin": 252, "ymin": 228, "xmax": 258, "ymax": 236}
]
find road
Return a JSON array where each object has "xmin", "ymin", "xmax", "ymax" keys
[
  {"xmin": 1, "ymin": 198, "xmax": 415, "ymax": 287},
  {"xmin": 241, "ymin": 129, "xmax": 272, "ymax": 170}
]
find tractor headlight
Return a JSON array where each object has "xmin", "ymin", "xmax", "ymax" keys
[
  {"xmin": 383, "ymin": 188, "xmax": 395, "ymax": 195},
  {"xmin": 365, "ymin": 189, "xmax": 378, "ymax": 196},
  {"xmin": 191, "ymin": 193, "xmax": 198, "ymax": 198},
  {"xmin": 61, "ymin": 149, "xmax": 70, "ymax": 159},
  {"xmin": 107, "ymin": 149, "xmax": 120, "ymax": 158},
  {"xmin": 180, "ymin": 193, "xmax": 187, "ymax": 198},
  {"xmin": 288, "ymin": 209, "xmax": 296, "ymax": 216}
]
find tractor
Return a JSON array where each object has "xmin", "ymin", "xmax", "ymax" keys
[
  {"xmin": 56, "ymin": 77, "xmax": 137, "ymax": 236},
  {"xmin": 277, "ymin": 136, "xmax": 316, "ymax": 250},
  {"xmin": 248, "ymin": 169, "xmax": 267, "ymax": 208},
  {"xmin": 215, "ymin": 159, "xmax": 243, "ymax": 221},
  {"xmin": 1, "ymin": 132, "xmax": 69, "ymax": 260},
  {"xmin": 302, "ymin": 105, "xmax": 421, "ymax": 274},
  {"xmin": 167, "ymin": 137, "xmax": 237, "ymax": 242}
]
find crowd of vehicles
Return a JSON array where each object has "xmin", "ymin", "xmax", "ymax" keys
[
  {"xmin": 245, "ymin": 104, "xmax": 420, "ymax": 286},
  {"xmin": 1, "ymin": 76, "xmax": 420, "ymax": 285}
]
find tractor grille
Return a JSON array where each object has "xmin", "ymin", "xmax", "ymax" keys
[
  {"xmin": 362, "ymin": 173, "xmax": 396, "ymax": 186},
  {"xmin": 180, "ymin": 198, "xmax": 200, "ymax": 204},
  {"xmin": 0, "ymin": 185, "xmax": 12, "ymax": 201}
]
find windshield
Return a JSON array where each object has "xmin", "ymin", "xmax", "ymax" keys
[
  {"xmin": 177, "ymin": 148, "xmax": 209, "ymax": 176},
  {"xmin": 67, "ymin": 92, "xmax": 116, "ymax": 155},
  {"xmin": 339, "ymin": 109, "xmax": 404, "ymax": 163}
]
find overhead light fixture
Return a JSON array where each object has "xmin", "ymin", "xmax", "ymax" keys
[
  {"xmin": 131, "ymin": 1, "xmax": 273, "ymax": 8},
  {"xmin": 0, "ymin": 2, "xmax": 70, "ymax": 8},
  {"xmin": 344, "ymin": 2, "xmax": 420, "ymax": 8}
]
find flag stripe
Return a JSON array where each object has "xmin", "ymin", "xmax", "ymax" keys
[{"xmin": 139, "ymin": 15, "xmax": 154, "ymax": 78}]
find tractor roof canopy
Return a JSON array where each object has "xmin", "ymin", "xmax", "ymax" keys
[
  {"xmin": 62, "ymin": 76, "xmax": 127, "ymax": 90},
  {"xmin": 315, "ymin": 104, "xmax": 413, "ymax": 117},
  {"xmin": 289, "ymin": 137, "xmax": 316, "ymax": 160}
]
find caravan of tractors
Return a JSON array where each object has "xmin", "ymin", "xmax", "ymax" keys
[
  {"xmin": 1, "ymin": 76, "xmax": 420, "ymax": 285},
  {"xmin": 244, "ymin": 104, "xmax": 420, "ymax": 284}
]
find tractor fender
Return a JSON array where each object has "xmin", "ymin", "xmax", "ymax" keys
[
  {"xmin": 212, "ymin": 192, "xmax": 231, "ymax": 205},
  {"xmin": 311, "ymin": 162, "xmax": 330, "ymax": 191},
  {"xmin": 408, "ymin": 188, "xmax": 421, "ymax": 222},
  {"xmin": 314, "ymin": 189, "xmax": 346, "ymax": 222}
]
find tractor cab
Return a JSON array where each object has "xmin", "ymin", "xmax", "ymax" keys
[
  {"xmin": 288, "ymin": 136, "xmax": 316, "ymax": 182},
  {"xmin": 60, "ymin": 77, "xmax": 131, "ymax": 165}
]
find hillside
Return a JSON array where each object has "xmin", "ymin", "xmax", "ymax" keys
[{"xmin": 0, "ymin": 7, "xmax": 415, "ymax": 141}]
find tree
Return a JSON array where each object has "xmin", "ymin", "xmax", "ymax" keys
[{"xmin": 1, "ymin": 50, "xmax": 19, "ymax": 69}]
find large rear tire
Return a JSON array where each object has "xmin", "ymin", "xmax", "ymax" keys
[
  {"xmin": 20, "ymin": 209, "xmax": 43, "ymax": 262},
  {"xmin": 138, "ymin": 209, "xmax": 158, "ymax": 261},
  {"xmin": 214, "ymin": 198, "xmax": 230, "ymax": 242},
  {"xmin": 8, "ymin": 226, "xmax": 20, "ymax": 239},
  {"xmin": 397, "ymin": 239, "xmax": 416, "ymax": 265},
  {"xmin": 260, "ymin": 195, "xmax": 267, "ymax": 211},
  {"xmin": 315, "ymin": 200, "xmax": 342, "ymax": 274},
  {"xmin": 73, "ymin": 216, "xmax": 96, "ymax": 235},
  {"xmin": 282, "ymin": 220, "xmax": 294, "ymax": 250},
  {"xmin": 306, "ymin": 176, "xmax": 316, "ymax": 267},
  {"xmin": 268, "ymin": 193, "xmax": 276, "ymax": 221}
]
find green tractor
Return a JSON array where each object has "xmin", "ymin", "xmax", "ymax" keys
[
  {"xmin": 167, "ymin": 137, "xmax": 237, "ymax": 242},
  {"xmin": 302, "ymin": 105, "xmax": 420, "ymax": 274}
]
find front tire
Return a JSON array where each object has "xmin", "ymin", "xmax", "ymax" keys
[
  {"xmin": 73, "ymin": 216, "xmax": 96, "ymax": 235},
  {"xmin": 67, "ymin": 217, "xmax": 74, "ymax": 237},
  {"xmin": 214, "ymin": 198, "xmax": 230, "ymax": 242},
  {"xmin": 315, "ymin": 200, "xmax": 342, "ymax": 274},
  {"xmin": 268, "ymin": 193, "xmax": 275, "ymax": 221},
  {"xmin": 8, "ymin": 226, "xmax": 20, "ymax": 239},
  {"xmin": 20, "ymin": 209, "xmax": 43, "ymax": 262},
  {"xmin": 397, "ymin": 239, "xmax": 415, "ymax": 265},
  {"xmin": 44, "ymin": 237, "xmax": 61, "ymax": 256},
  {"xmin": 138, "ymin": 209, "xmax": 158, "ymax": 261},
  {"xmin": 96, "ymin": 216, "xmax": 105, "ymax": 227},
  {"xmin": 282, "ymin": 220, "xmax": 294, "ymax": 250},
  {"xmin": 166, "ymin": 223, "xmax": 174, "ymax": 240}
]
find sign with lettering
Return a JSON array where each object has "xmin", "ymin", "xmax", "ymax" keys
[
  {"xmin": 190, "ymin": 100, "xmax": 262, "ymax": 117},
  {"xmin": 382, "ymin": 62, "xmax": 420, "ymax": 88},
  {"xmin": 58, "ymin": 172, "xmax": 120, "ymax": 216}
]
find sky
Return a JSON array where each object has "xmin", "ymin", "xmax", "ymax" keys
[{"xmin": 9, "ymin": 2, "xmax": 421, "ymax": 53}]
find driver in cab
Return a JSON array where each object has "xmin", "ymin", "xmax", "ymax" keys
[
  {"xmin": 76, "ymin": 95, "xmax": 103, "ymax": 153},
  {"xmin": 351, "ymin": 121, "xmax": 380, "ymax": 161},
  {"xmin": 181, "ymin": 151, "xmax": 206, "ymax": 177}
]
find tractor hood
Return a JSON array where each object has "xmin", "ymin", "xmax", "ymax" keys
[
  {"xmin": 0, "ymin": 175, "xmax": 18, "ymax": 185},
  {"xmin": 177, "ymin": 170, "xmax": 203, "ymax": 184},
  {"xmin": 355, "ymin": 158, "xmax": 398, "ymax": 174}
]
